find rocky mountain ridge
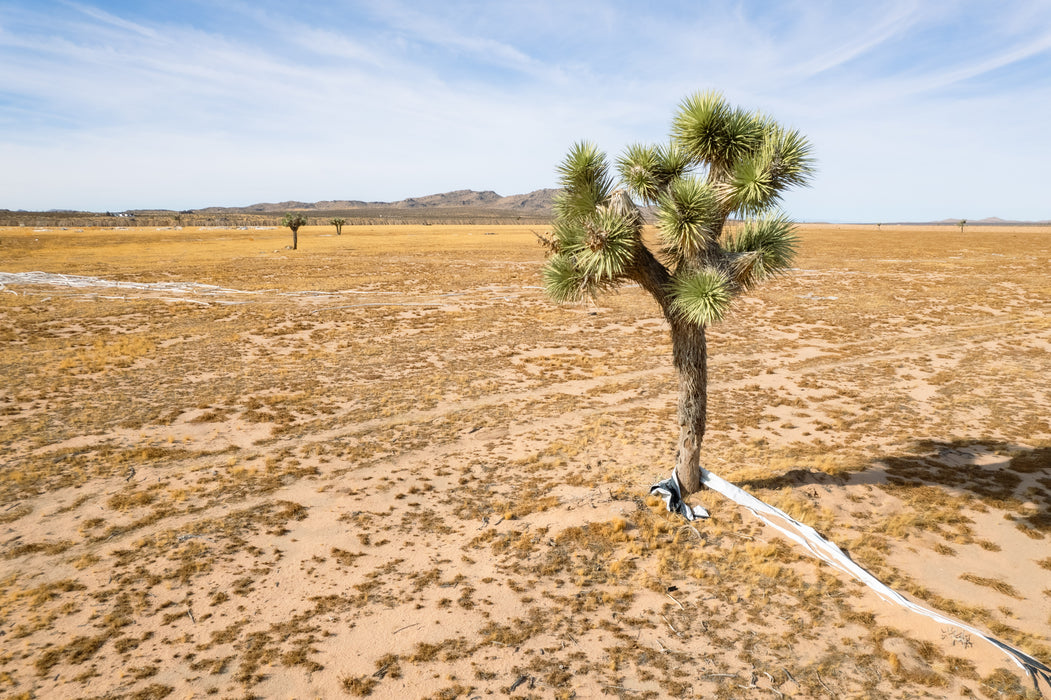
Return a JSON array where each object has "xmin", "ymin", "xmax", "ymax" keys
[{"xmin": 201, "ymin": 189, "xmax": 558, "ymax": 215}]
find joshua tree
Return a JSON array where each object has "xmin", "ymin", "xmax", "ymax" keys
[
  {"xmin": 281, "ymin": 212, "xmax": 308, "ymax": 250},
  {"xmin": 539, "ymin": 90, "xmax": 815, "ymax": 517},
  {"xmin": 330, "ymin": 217, "xmax": 346, "ymax": 236},
  {"xmin": 959, "ymin": 218, "xmax": 967, "ymax": 233}
]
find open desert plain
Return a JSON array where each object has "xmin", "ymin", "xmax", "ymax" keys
[{"xmin": 0, "ymin": 222, "xmax": 1049, "ymax": 699}]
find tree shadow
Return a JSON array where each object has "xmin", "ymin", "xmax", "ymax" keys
[{"xmin": 740, "ymin": 439, "xmax": 1051, "ymax": 538}]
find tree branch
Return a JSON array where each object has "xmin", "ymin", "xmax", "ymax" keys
[{"xmin": 627, "ymin": 243, "xmax": 673, "ymax": 319}]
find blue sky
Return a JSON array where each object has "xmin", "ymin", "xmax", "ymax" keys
[{"xmin": 1, "ymin": 1, "xmax": 1049, "ymax": 221}]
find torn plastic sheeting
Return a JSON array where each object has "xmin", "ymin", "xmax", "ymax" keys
[
  {"xmin": 696, "ymin": 468, "xmax": 1051, "ymax": 691},
  {"xmin": 650, "ymin": 470, "xmax": 709, "ymax": 521}
]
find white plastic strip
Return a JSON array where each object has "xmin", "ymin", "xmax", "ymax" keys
[{"xmin": 701, "ymin": 469, "xmax": 1051, "ymax": 690}]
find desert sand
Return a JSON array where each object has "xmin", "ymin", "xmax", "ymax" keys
[{"xmin": 0, "ymin": 223, "xmax": 1049, "ymax": 699}]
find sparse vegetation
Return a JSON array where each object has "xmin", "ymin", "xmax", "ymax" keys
[{"xmin": 0, "ymin": 221, "xmax": 1048, "ymax": 698}]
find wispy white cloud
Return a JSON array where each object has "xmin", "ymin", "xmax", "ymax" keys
[
  {"xmin": 785, "ymin": 2, "xmax": 921, "ymax": 80},
  {"xmin": 1, "ymin": 1, "xmax": 1050, "ymax": 220},
  {"xmin": 365, "ymin": 2, "xmax": 554, "ymax": 79},
  {"xmin": 64, "ymin": 0, "xmax": 160, "ymax": 40},
  {"xmin": 897, "ymin": 28, "xmax": 1051, "ymax": 94}
]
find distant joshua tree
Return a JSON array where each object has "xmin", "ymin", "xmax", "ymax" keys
[
  {"xmin": 538, "ymin": 90, "xmax": 814, "ymax": 517},
  {"xmin": 330, "ymin": 217, "xmax": 346, "ymax": 236},
  {"xmin": 281, "ymin": 212, "xmax": 308, "ymax": 250},
  {"xmin": 959, "ymin": 218, "xmax": 967, "ymax": 233}
]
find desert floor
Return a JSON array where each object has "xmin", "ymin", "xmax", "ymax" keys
[{"xmin": 0, "ymin": 223, "xmax": 1049, "ymax": 699}]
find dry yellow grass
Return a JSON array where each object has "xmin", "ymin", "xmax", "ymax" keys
[{"xmin": 0, "ymin": 222, "xmax": 1049, "ymax": 698}]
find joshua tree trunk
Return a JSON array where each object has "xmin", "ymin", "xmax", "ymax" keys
[
  {"xmin": 671, "ymin": 320, "xmax": 708, "ymax": 494},
  {"xmin": 625, "ymin": 246, "xmax": 708, "ymax": 495},
  {"xmin": 292, "ymin": 229, "xmax": 298, "ymax": 250}
]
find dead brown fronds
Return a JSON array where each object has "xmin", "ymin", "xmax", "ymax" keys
[{"xmin": 959, "ymin": 573, "xmax": 1023, "ymax": 599}]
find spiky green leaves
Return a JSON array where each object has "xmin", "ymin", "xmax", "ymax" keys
[
  {"xmin": 616, "ymin": 143, "xmax": 689, "ymax": 205},
  {"xmin": 672, "ymin": 91, "xmax": 763, "ymax": 176},
  {"xmin": 671, "ymin": 91, "xmax": 815, "ymax": 217},
  {"xmin": 541, "ymin": 252, "xmax": 594, "ymax": 303},
  {"xmin": 721, "ymin": 126, "xmax": 816, "ymax": 216},
  {"xmin": 616, "ymin": 144, "xmax": 662, "ymax": 204},
  {"xmin": 554, "ymin": 141, "xmax": 614, "ymax": 222},
  {"xmin": 281, "ymin": 212, "xmax": 308, "ymax": 231},
  {"xmin": 724, "ymin": 213, "xmax": 799, "ymax": 289},
  {"xmin": 655, "ymin": 176, "xmax": 720, "ymax": 264},
  {"xmin": 542, "ymin": 143, "xmax": 642, "ymax": 303},
  {"xmin": 766, "ymin": 126, "xmax": 815, "ymax": 191},
  {"xmin": 669, "ymin": 268, "xmax": 733, "ymax": 326},
  {"xmin": 663, "ymin": 214, "xmax": 797, "ymax": 325},
  {"xmin": 541, "ymin": 91, "xmax": 814, "ymax": 323},
  {"xmin": 574, "ymin": 207, "xmax": 639, "ymax": 278},
  {"xmin": 541, "ymin": 206, "xmax": 639, "ymax": 302},
  {"xmin": 724, "ymin": 153, "xmax": 774, "ymax": 216}
]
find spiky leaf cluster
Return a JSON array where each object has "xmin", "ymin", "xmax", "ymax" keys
[
  {"xmin": 542, "ymin": 142, "xmax": 643, "ymax": 303},
  {"xmin": 541, "ymin": 91, "xmax": 814, "ymax": 328},
  {"xmin": 655, "ymin": 176, "xmax": 720, "ymax": 266},
  {"xmin": 616, "ymin": 143, "xmax": 689, "ymax": 205},
  {"xmin": 281, "ymin": 212, "xmax": 308, "ymax": 231},
  {"xmin": 670, "ymin": 267, "xmax": 733, "ymax": 326},
  {"xmin": 672, "ymin": 92, "xmax": 765, "ymax": 179},
  {"xmin": 723, "ymin": 213, "xmax": 798, "ymax": 290},
  {"xmin": 553, "ymin": 141, "xmax": 614, "ymax": 223}
]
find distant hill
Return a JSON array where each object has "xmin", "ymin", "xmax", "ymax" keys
[
  {"xmin": 0, "ymin": 189, "xmax": 561, "ymax": 227},
  {"xmin": 932, "ymin": 217, "xmax": 1051, "ymax": 225},
  {"xmin": 202, "ymin": 189, "xmax": 559, "ymax": 215}
]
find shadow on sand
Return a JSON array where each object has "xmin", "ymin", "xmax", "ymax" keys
[{"xmin": 740, "ymin": 439, "xmax": 1051, "ymax": 538}]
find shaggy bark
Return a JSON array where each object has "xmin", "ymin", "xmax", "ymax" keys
[
  {"xmin": 670, "ymin": 319, "xmax": 707, "ymax": 494},
  {"xmin": 628, "ymin": 244, "xmax": 708, "ymax": 495}
]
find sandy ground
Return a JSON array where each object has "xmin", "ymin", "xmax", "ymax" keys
[{"xmin": 0, "ymin": 223, "xmax": 1049, "ymax": 699}]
